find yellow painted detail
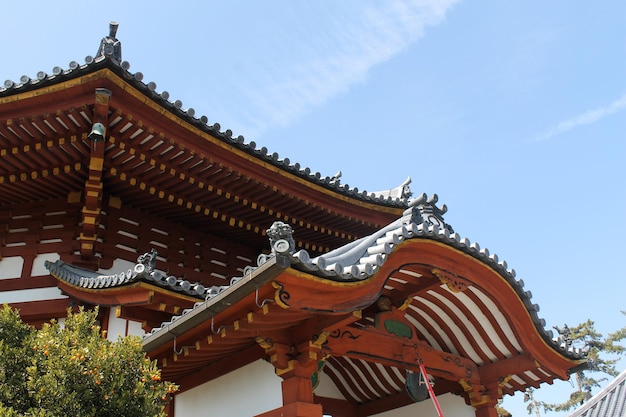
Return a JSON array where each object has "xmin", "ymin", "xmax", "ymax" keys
[
  {"xmin": 310, "ymin": 331, "xmax": 329, "ymax": 349},
  {"xmin": 108, "ymin": 196, "xmax": 122, "ymax": 208},
  {"xmin": 255, "ymin": 336, "xmax": 272, "ymax": 350},
  {"xmin": 398, "ymin": 297, "xmax": 413, "ymax": 311},
  {"xmin": 89, "ymin": 156, "xmax": 104, "ymax": 171},
  {"xmin": 68, "ymin": 191, "xmax": 82, "ymax": 203},
  {"xmin": 275, "ymin": 360, "xmax": 295, "ymax": 376},
  {"xmin": 95, "ymin": 93, "xmax": 110, "ymax": 105}
]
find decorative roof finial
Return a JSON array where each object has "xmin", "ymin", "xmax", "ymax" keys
[
  {"xmin": 371, "ymin": 176, "xmax": 413, "ymax": 201},
  {"xmin": 96, "ymin": 21, "xmax": 122, "ymax": 63},
  {"xmin": 266, "ymin": 221, "xmax": 296, "ymax": 255},
  {"xmin": 137, "ymin": 249, "xmax": 158, "ymax": 273}
]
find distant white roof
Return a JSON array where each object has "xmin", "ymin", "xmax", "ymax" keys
[{"xmin": 567, "ymin": 368, "xmax": 626, "ymax": 417}]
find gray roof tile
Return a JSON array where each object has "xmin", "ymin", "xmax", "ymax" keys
[
  {"xmin": 140, "ymin": 193, "xmax": 585, "ymax": 362},
  {"xmin": 0, "ymin": 27, "xmax": 411, "ymax": 207},
  {"xmin": 567, "ymin": 368, "xmax": 626, "ymax": 417},
  {"xmin": 45, "ymin": 251, "xmax": 208, "ymax": 299}
]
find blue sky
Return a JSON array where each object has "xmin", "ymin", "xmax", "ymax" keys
[{"xmin": 2, "ymin": 1, "xmax": 625, "ymax": 415}]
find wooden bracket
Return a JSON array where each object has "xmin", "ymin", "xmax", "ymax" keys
[{"xmin": 79, "ymin": 88, "xmax": 111, "ymax": 262}]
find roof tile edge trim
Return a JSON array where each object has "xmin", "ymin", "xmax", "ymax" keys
[{"xmin": 0, "ymin": 32, "xmax": 411, "ymax": 206}]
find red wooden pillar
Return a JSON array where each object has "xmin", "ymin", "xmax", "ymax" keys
[
  {"xmin": 255, "ymin": 402, "xmax": 323, "ymax": 417},
  {"xmin": 474, "ymin": 404, "xmax": 499, "ymax": 417},
  {"xmin": 282, "ymin": 375, "xmax": 316, "ymax": 404},
  {"xmin": 255, "ymin": 338, "xmax": 325, "ymax": 417},
  {"xmin": 163, "ymin": 394, "xmax": 175, "ymax": 417},
  {"xmin": 254, "ymin": 374, "xmax": 323, "ymax": 417},
  {"xmin": 462, "ymin": 379, "xmax": 502, "ymax": 417}
]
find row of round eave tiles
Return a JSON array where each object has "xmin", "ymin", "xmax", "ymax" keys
[
  {"xmin": 291, "ymin": 219, "xmax": 583, "ymax": 360},
  {"xmin": 1, "ymin": 55, "xmax": 407, "ymax": 205},
  {"xmin": 145, "ymin": 219, "xmax": 562, "ymax": 361},
  {"xmin": 44, "ymin": 259, "xmax": 208, "ymax": 299}
]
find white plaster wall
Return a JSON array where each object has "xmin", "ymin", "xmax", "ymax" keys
[
  {"xmin": 175, "ymin": 359, "xmax": 283, "ymax": 417},
  {"xmin": 31, "ymin": 253, "xmax": 60, "ymax": 276},
  {"xmin": 0, "ymin": 252, "xmax": 61, "ymax": 280},
  {"xmin": 0, "ymin": 253, "xmax": 67, "ymax": 304},
  {"xmin": 0, "ymin": 256, "xmax": 24, "ymax": 279},
  {"xmin": 314, "ymin": 371, "xmax": 345, "ymax": 400},
  {"xmin": 99, "ymin": 258, "xmax": 146, "ymax": 340},
  {"xmin": 0, "ymin": 287, "xmax": 66, "ymax": 304},
  {"xmin": 1, "ymin": 254, "xmax": 155, "ymax": 339},
  {"xmin": 126, "ymin": 319, "xmax": 145, "ymax": 336},
  {"xmin": 371, "ymin": 393, "xmax": 474, "ymax": 417},
  {"xmin": 105, "ymin": 308, "xmax": 146, "ymax": 341},
  {"xmin": 100, "ymin": 258, "xmax": 136, "ymax": 275},
  {"xmin": 106, "ymin": 308, "xmax": 128, "ymax": 340}
]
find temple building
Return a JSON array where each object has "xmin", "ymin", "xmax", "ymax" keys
[{"xmin": 0, "ymin": 23, "xmax": 585, "ymax": 417}]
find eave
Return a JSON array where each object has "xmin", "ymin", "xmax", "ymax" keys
[
  {"xmin": 47, "ymin": 269, "xmax": 201, "ymax": 330},
  {"xmin": 1, "ymin": 63, "xmax": 407, "ymax": 258},
  {"xmin": 142, "ymin": 255, "xmax": 290, "ymax": 352},
  {"xmin": 142, "ymin": 221, "xmax": 584, "ymax": 409}
]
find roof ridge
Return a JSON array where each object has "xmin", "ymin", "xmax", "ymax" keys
[
  {"xmin": 0, "ymin": 22, "xmax": 411, "ymax": 207},
  {"xmin": 45, "ymin": 250, "xmax": 209, "ymax": 299},
  {"xmin": 142, "ymin": 196, "xmax": 585, "ymax": 362}
]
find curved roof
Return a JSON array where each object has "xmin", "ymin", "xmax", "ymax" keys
[
  {"xmin": 0, "ymin": 41, "xmax": 411, "ymax": 208},
  {"xmin": 45, "ymin": 255, "xmax": 208, "ymax": 299},
  {"xmin": 135, "ymin": 193, "xmax": 584, "ymax": 405},
  {"xmin": 567, "ymin": 368, "xmax": 626, "ymax": 417},
  {"xmin": 0, "ymin": 34, "xmax": 413, "ymax": 267},
  {"xmin": 44, "ymin": 191, "xmax": 585, "ymax": 408},
  {"xmin": 15, "ymin": 25, "xmax": 585, "ymax": 411}
]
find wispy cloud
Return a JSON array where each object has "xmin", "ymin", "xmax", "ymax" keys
[
  {"xmin": 227, "ymin": 0, "xmax": 461, "ymax": 138},
  {"xmin": 535, "ymin": 92, "xmax": 626, "ymax": 141}
]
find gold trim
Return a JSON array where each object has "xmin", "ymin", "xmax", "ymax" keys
[
  {"xmin": 398, "ymin": 297, "xmax": 412, "ymax": 311},
  {"xmin": 399, "ymin": 239, "xmax": 584, "ymax": 366},
  {"xmin": 277, "ymin": 267, "xmax": 377, "ymax": 288},
  {"xmin": 49, "ymin": 274, "xmax": 199, "ymax": 303},
  {"xmin": 275, "ymin": 359, "xmax": 295, "ymax": 376},
  {"xmin": 310, "ymin": 331, "xmax": 329, "ymax": 349},
  {"xmin": 2, "ymin": 68, "xmax": 403, "ymax": 217}
]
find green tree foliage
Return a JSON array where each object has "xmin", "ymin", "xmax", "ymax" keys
[
  {"xmin": 0, "ymin": 305, "xmax": 37, "ymax": 413},
  {"xmin": 606, "ymin": 311, "xmax": 626, "ymax": 353},
  {"xmin": 523, "ymin": 317, "xmax": 625, "ymax": 415},
  {"xmin": 523, "ymin": 387, "xmax": 546, "ymax": 417},
  {"xmin": 0, "ymin": 304, "xmax": 177, "ymax": 417}
]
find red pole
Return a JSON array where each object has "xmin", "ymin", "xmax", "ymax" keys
[{"xmin": 418, "ymin": 362, "xmax": 444, "ymax": 417}]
